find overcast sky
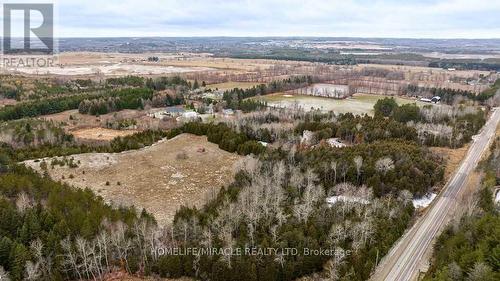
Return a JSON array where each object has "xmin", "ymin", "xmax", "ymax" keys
[{"xmin": 4, "ymin": 0, "xmax": 500, "ymax": 38}]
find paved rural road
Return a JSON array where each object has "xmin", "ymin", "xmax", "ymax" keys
[{"xmin": 371, "ymin": 107, "xmax": 500, "ymax": 281}]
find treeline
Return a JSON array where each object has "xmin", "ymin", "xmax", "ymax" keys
[
  {"xmin": 481, "ymin": 135, "xmax": 500, "ymax": 184},
  {"xmin": 5, "ymin": 130, "xmax": 168, "ymax": 162},
  {"xmin": 1, "ymin": 77, "xmax": 101, "ymax": 101},
  {"xmin": 165, "ymin": 186, "xmax": 413, "ymax": 281},
  {"xmin": 3, "ymin": 122, "xmax": 263, "ymax": 162},
  {"xmin": 145, "ymin": 76, "xmax": 190, "ymax": 91},
  {"xmin": 0, "ymin": 76, "xmax": 191, "ymax": 121},
  {"xmin": 0, "ymin": 88, "xmax": 154, "ymax": 121},
  {"xmin": 404, "ymin": 84, "xmax": 495, "ymax": 104},
  {"xmin": 0, "ymin": 120, "xmax": 73, "ymax": 148},
  {"xmin": 108, "ymin": 129, "xmax": 167, "ymax": 152},
  {"xmin": 172, "ymin": 122, "xmax": 266, "ymax": 155},
  {"xmin": 429, "ymin": 60, "xmax": 500, "ymax": 71},
  {"xmin": 78, "ymin": 88, "xmax": 153, "ymax": 115},
  {"xmin": 0, "ymin": 93, "xmax": 97, "ymax": 121},
  {"xmin": 228, "ymin": 51, "xmax": 359, "ymax": 65},
  {"xmin": 106, "ymin": 75, "xmax": 145, "ymax": 87}
]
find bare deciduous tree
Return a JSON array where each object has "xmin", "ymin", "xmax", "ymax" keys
[
  {"xmin": 15, "ymin": 192, "xmax": 33, "ymax": 213},
  {"xmin": 375, "ymin": 157, "xmax": 395, "ymax": 174},
  {"xmin": 353, "ymin": 156, "xmax": 363, "ymax": 183},
  {"xmin": 0, "ymin": 266, "xmax": 10, "ymax": 281}
]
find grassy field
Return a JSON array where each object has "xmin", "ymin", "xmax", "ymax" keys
[
  {"xmin": 256, "ymin": 93, "xmax": 427, "ymax": 115},
  {"xmin": 24, "ymin": 133, "xmax": 242, "ymax": 225}
]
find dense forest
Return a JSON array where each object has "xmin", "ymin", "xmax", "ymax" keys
[
  {"xmin": 372, "ymin": 98, "xmax": 486, "ymax": 148},
  {"xmin": 290, "ymin": 99, "xmax": 485, "ymax": 149},
  {"xmin": 0, "ymin": 162, "xmax": 152, "ymax": 281},
  {"xmin": 153, "ymin": 136, "xmax": 441, "ymax": 280}
]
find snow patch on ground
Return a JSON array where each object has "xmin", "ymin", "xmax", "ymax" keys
[
  {"xmin": 326, "ymin": 196, "xmax": 370, "ymax": 206},
  {"xmin": 412, "ymin": 193, "xmax": 437, "ymax": 209}
]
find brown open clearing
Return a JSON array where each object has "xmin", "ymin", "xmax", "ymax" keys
[
  {"xmin": 71, "ymin": 127, "xmax": 139, "ymax": 141},
  {"xmin": 0, "ymin": 98, "xmax": 17, "ymax": 107},
  {"xmin": 24, "ymin": 133, "xmax": 242, "ymax": 225},
  {"xmin": 430, "ymin": 145, "xmax": 470, "ymax": 182},
  {"xmin": 39, "ymin": 109, "xmax": 175, "ymax": 136}
]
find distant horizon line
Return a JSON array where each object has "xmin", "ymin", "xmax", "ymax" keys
[{"xmin": 2, "ymin": 36, "xmax": 500, "ymax": 40}]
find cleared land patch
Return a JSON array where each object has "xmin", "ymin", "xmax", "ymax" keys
[
  {"xmin": 71, "ymin": 127, "xmax": 139, "ymax": 141},
  {"xmin": 430, "ymin": 145, "xmax": 469, "ymax": 182},
  {"xmin": 24, "ymin": 134, "xmax": 242, "ymax": 225},
  {"xmin": 39, "ymin": 109, "xmax": 173, "ymax": 133},
  {"xmin": 0, "ymin": 98, "xmax": 17, "ymax": 107}
]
